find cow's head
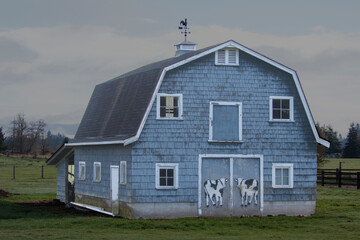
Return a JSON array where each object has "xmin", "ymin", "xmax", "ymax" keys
[{"xmin": 234, "ymin": 178, "xmax": 243, "ymax": 184}]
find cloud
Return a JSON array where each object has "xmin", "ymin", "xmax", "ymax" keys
[{"xmin": 0, "ymin": 24, "xmax": 359, "ymax": 136}]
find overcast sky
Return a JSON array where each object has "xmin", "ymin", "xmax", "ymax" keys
[{"xmin": 0, "ymin": 0, "xmax": 359, "ymax": 137}]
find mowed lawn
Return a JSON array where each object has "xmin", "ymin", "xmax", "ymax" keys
[{"xmin": 0, "ymin": 156, "xmax": 360, "ymax": 240}]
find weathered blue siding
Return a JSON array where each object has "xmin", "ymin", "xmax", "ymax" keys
[
  {"xmin": 56, "ymin": 160, "xmax": 66, "ymax": 202},
  {"xmin": 131, "ymin": 51, "xmax": 317, "ymax": 205},
  {"xmin": 74, "ymin": 145, "xmax": 132, "ymax": 203}
]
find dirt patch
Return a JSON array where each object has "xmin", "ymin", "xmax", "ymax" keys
[
  {"xmin": 0, "ymin": 189, "xmax": 12, "ymax": 198},
  {"xmin": 16, "ymin": 199, "xmax": 109, "ymax": 217}
]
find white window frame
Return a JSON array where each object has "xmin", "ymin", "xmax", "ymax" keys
[
  {"xmin": 209, "ymin": 101, "xmax": 242, "ymax": 142},
  {"xmin": 156, "ymin": 93, "xmax": 183, "ymax": 120},
  {"xmin": 215, "ymin": 48, "xmax": 239, "ymax": 66},
  {"xmin": 93, "ymin": 162, "xmax": 101, "ymax": 182},
  {"xmin": 155, "ymin": 163, "xmax": 179, "ymax": 190},
  {"xmin": 269, "ymin": 96, "xmax": 294, "ymax": 122},
  {"xmin": 78, "ymin": 161, "xmax": 86, "ymax": 180},
  {"xmin": 120, "ymin": 161, "xmax": 127, "ymax": 185},
  {"xmin": 272, "ymin": 163, "xmax": 294, "ymax": 188}
]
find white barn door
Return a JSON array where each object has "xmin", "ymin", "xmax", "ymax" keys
[{"xmin": 110, "ymin": 165, "xmax": 119, "ymax": 215}]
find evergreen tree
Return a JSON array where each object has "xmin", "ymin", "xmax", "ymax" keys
[
  {"xmin": 343, "ymin": 123, "xmax": 360, "ymax": 158},
  {"xmin": 324, "ymin": 126, "xmax": 342, "ymax": 155},
  {"xmin": 0, "ymin": 127, "xmax": 6, "ymax": 151}
]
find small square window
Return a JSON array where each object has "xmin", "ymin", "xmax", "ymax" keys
[
  {"xmin": 79, "ymin": 162, "xmax": 86, "ymax": 180},
  {"xmin": 93, "ymin": 162, "xmax": 101, "ymax": 182},
  {"xmin": 272, "ymin": 163, "xmax": 293, "ymax": 188},
  {"xmin": 157, "ymin": 94, "xmax": 183, "ymax": 120},
  {"xmin": 156, "ymin": 163, "xmax": 178, "ymax": 189},
  {"xmin": 269, "ymin": 96, "xmax": 294, "ymax": 122}
]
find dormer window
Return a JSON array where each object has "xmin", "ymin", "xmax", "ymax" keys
[
  {"xmin": 156, "ymin": 93, "xmax": 183, "ymax": 120},
  {"xmin": 215, "ymin": 48, "xmax": 239, "ymax": 65}
]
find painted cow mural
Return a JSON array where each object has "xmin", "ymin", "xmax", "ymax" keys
[
  {"xmin": 204, "ymin": 178, "xmax": 227, "ymax": 207},
  {"xmin": 235, "ymin": 178, "xmax": 259, "ymax": 206}
]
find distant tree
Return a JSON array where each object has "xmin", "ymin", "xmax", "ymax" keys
[
  {"xmin": 9, "ymin": 113, "xmax": 27, "ymax": 153},
  {"xmin": 323, "ymin": 125, "xmax": 342, "ymax": 155},
  {"xmin": 26, "ymin": 119, "xmax": 46, "ymax": 153},
  {"xmin": 40, "ymin": 130, "xmax": 52, "ymax": 155},
  {"xmin": 316, "ymin": 124, "xmax": 328, "ymax": 166},
  {"xmin": 343, "ymin": 123, "xmax": 360, "ymax": 158},
  {"xmin": 0, "ymin": 127, "xmax": 6, "ymax": 151}
]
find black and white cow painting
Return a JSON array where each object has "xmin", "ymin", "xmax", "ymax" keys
[
  {"xmin": 204, "ymin": 178, "xmax": 227, "ymax": 207},
  {"xmin": 235, "ymin": 178, "xmax": 258, "ymax": 206}
]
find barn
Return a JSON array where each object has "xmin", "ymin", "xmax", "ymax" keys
[{"xmin": 47, "ymin": 39, "xmax": 329, "ymax": 218}]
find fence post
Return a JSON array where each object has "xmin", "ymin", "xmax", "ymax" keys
[
  {"xmin": 13, "ymin": 165, "xmax": 15, "ymax": 179},
  {"xmin": 357, "ymin": 172, "xmax": 360, "ymax": 190},
  {"xmin": 321, "ymin": 170, "xmax": 325, "ymax": 186},
  {"xmin": 41, "ymin": 165, "xmax": 44, "ymax": 179},
  {"xmin": 338, "ymin": 168, "xmax": 342, "ymax": 188}
]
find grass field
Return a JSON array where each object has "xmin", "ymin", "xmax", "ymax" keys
[
  {"xmin": 1, "ymin": 156, "xmax": 360, "ymax": 239},
  {"xmin": 320, "ymin": 158, "xmax": 360, "ymax": 169}
]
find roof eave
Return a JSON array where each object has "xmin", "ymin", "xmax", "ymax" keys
[{"xmin": 65, "ymin": 135, "xmax": 138, "ymax": 147}]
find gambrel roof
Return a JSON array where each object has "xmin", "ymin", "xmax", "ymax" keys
[{"xmin": 68, "ymin": 40, "xmax": 329, "ymax": 148}]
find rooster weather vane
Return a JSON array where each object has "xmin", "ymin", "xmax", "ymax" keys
[{"xmin": 178, "ymin": 18, "xmax": 190, "ymax": 41}]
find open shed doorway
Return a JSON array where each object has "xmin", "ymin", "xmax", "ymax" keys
[{"xmin": 65, "ymin": 152, "xmax": 75, "ymax": 203}]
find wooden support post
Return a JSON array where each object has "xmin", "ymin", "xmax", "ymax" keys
[
  {"xmin": 321, "ymin": 170, "xmax": 325, "ymax": 186},
  {"xmin": 13, "ymin": 165, "xmax": 15, "ymax": 179},
  {"xmin": 357, "ymin": 172, "xmax": 360, "ymax": 190},
  {"xmin": 41, "ymin": 165, "xmax": 44, "ymax": 179},
  {"xmin": 338, "ymin": 168, "xmax": 342, "ymax": 188}
]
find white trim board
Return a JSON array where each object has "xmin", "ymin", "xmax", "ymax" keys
[
  {"xmin": 69, "ymin": 40, "xmax": 329, "ymax": 148},
  {"xmin": 197, "ymin": 154, "xmax": 264, "ymax": 216}
]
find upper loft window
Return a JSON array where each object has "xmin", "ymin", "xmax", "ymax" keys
[
  {"xmin": 269, "ymin": 96, "xmax": 294, "ymax": 122},
  {"xmin": 157, "ymin": 93, "xmax": 183, "ymax": 120},
  {"xmin": 215, "ymin": 48, "xmax": 239, "ymax": 65},
  {"xmin": 209, "ymin": 101, "xmax": 242, "ymax": 142}
]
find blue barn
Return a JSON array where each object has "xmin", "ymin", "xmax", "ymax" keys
[{"xmin": 47, "ymin": 39, "xmax": 329, "ymax": 218}]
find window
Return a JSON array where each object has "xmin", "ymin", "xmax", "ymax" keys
[
  {"xmin": 93, "ymin": 162, "xmax": 101, "ymax": 182},
  {"xmin": 155, "ymin": 163, "xmax": 179, "ymax": 189},
  {"xmin": 215, "ymin": 48, "xmax": 239, "ymax": 65},
  {"xmin": 120, "ymin": 161, "xmax": 127, "ymax": 185},
  {"xmin": 156, "ymin": 93, "xmax": 183, "ymax": 120},
  {"xmin": 79, "ymin": 162, "xmax": 86, "ymax": 180},
  {"xmin": 272, "ymin": 163, "xmax": 294, "ymax": 188},
  {"xmin": 269, "ymin": 96, "xmax": 294, "ymax": 121},
  {"xmin": 209, "ymin": 101, "xmax": 242, "ymax": 142}
]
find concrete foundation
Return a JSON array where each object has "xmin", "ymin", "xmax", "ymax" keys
[{"xmin": 262, "ymin": 201, "xmax": 316, "ymax": 216}]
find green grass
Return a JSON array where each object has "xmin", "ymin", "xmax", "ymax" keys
[
  {"xmin": 320, "ymin": 158, "xmax": 360, "ymax": 169},
  {"xmin": 0, "ymin": 156, "xmax": 360, "ymax": 239},
  {"xmin": 0, "ymin": 156, "xmax": 56, "ymax": 197}
]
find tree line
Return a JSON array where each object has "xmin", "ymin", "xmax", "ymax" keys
[
  {"xmin": 317, "ymin": 122, "xmax": 360, "ymax": 159},
  {"xmin": 0, "ymin": 113, "xmax": 67, "ymax": 156}
]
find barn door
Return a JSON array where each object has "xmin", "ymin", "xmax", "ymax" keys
[
  {"xmin": 199, "ymin": 156, "xmax": 262, "ymax": 217},
  {"xmin": 200, "ymin": 158, "xmax": 231, "ymax": 217},
  {"xmin": 110, "ymin": 165, "xmax": 119, "ymax": 215},
  {"xmin": 232, "ymin": 158, "xmax": 261, "ymax": 215}
]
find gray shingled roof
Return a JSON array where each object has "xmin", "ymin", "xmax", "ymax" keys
[{"xmin": 72, "ymin": 43, "xmax": 217, "ymax": 144}]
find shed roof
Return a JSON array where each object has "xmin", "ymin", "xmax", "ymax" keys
[{"xmin": 68, "ymin": 40, "xmax": 329, "ymax": 148}]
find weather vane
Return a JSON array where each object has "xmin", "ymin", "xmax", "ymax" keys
[{"xmin": 178, "ymin": 18, "xmax": 190, "ymax": 41}]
